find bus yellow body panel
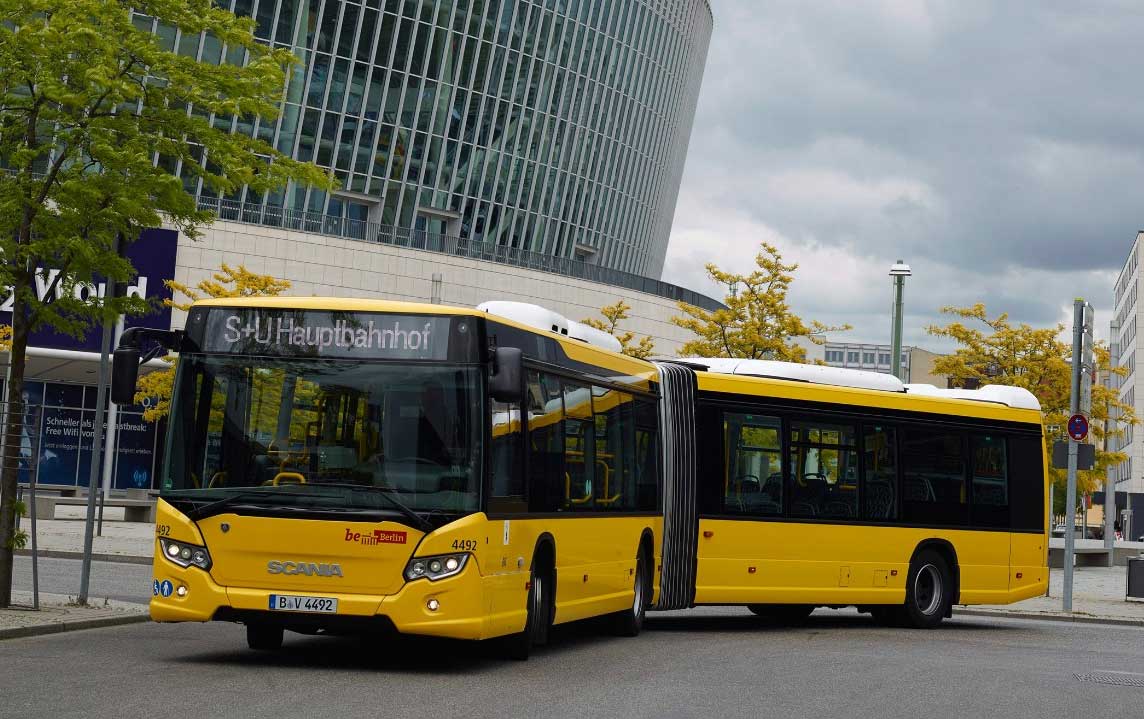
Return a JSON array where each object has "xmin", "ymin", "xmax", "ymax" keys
[
  {"xmin": 693, "ymin": 520, "xmax": 1046, "ymax": 605},
  {"xmin": 151, "ymin": 500, "xmax": 658, "ymax": 640}
]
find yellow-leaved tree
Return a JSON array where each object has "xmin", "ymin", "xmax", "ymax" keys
[
  {"xmin": 672, "ymin": 242, "xmax": 850, "ymax": 360},
  {"xmin": 927, "ymin": 303, "xmax": 1135, "ymax": 508},
  {"xmin": 583, "ymin": 299, "xmax": 655, "ymax": 359},
  {"xmin": 134, "ymin": 264, "xmax": 291, "ymax": 421}
]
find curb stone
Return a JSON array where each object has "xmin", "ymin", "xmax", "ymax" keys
[
  {"xmin": 956, "ymin": 607, "xmax": 1144, "ymax": 628},
  {"xmin": 0, "ymin": 612, "xmax": 150, "ymax": 641},
  {"xmin": 16, "ymin": 549, "xmax": 152, "ymax": 566}
]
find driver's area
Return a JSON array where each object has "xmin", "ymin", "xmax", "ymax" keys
[{"xmin": 164, "ymin": 356, "xmax": 482, "ymax": 513}]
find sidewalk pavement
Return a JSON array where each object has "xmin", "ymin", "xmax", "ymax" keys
[
  {"xmin": 0, "ymin": 591, "xmax": 149, "ymax": 640},
  {"xmin": 960, "ymin": 564, "xmax": 1144, "ymax": 625},
  {"xmin": 16, "ymin": 505, "xmax": 154, "ymax": 564}
]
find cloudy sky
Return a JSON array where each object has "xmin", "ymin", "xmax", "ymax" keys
[{"xmin": 663, "ymin": 0, "xmax": 1142, "ymax": 350}]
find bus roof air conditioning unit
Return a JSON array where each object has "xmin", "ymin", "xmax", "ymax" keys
[
  {"xmin": 477, "ymin": 301, "xmax": 623, "ymax": 353},
  {"xmin": 677, "ymin": 357, "xmax": 907, "ymax": 393},
  {"xmin": 904, "ymin": 384, "xmax": 1041, "ymax": 410}
]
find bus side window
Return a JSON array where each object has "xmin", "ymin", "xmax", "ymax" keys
[
  {"xmin": 590, "ymin": 386, "xmax": 636, "ymax": 510},
  {"xmin": 488, "ymin": 399, "xmax": 525, "ymax": 514},
  {"xmin": 526, "ymin": 371, "xmax": 564, "ymax": 512},
  {"xmin": 633, "ymin": 398, "xmax": 660, "ymax": 511},
  {"xmin": 970, "ymin": 434, "xmax": 1009, "ymax": 528},
  {"xmin": 901, "ymin": 428, "xmax": 968, "ymax": 526},
  {"xmin": 1008, "ymin": 434, "xmax": 1045, "ymax": 532},
  {"xmin": 788, "ymin": 419, "xmax": 858, "ymax": 520},
  {"xmin": 722, "ymin": 413, "xmax": 782, "ymax": 517},
  {"xmin": 563, "ymin": 380, "xmax": 595, "ymax": 510},
  {"xmin": 862, "ymin": 424, "xmax": 898, "ymax": 521}
]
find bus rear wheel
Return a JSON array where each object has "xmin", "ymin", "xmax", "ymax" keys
[
  {"xmin": 610, "ymin": 548, "xmax": 650, "ymax": 637},
  {"xmin": 246, "ymin": 623, "xmax": 284, "ymax": 651},
  {"xmin": 900, "ymin": 550, "xmax": 951, "ymax": 629},
  {"xmin": 747, "ymin": 604, "xmax": 814, "ymax": 623}
]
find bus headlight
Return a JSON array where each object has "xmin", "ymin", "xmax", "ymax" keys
[
  {"xmin": 404, "ymin": 553, "xmax": 469, "ymax": 582},
  {"xmin": 160, "ymin": 538, "xmax": 212, "ymax": 571}
]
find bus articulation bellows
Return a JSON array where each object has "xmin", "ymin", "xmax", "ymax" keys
[{"xmin": 112, "ymin": 298, "xmax": 1047, "ymax": 657}]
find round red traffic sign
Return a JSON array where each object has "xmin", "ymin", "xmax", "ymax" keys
[{"xmin": 1067, "ymin": 414, "xmax": 1089, "ymax": 442}]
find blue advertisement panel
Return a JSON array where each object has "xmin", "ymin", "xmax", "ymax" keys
[
  {"xmin": 15, "ymin": 381, "xmax": 161, "ymax": 490},
  {"xmin": 112, "ymin": 415, "xmax": 157, "ymax": 490},
  {"xmin": 0, "ymin": 228, "xmax": 178, "ymax": 352}
]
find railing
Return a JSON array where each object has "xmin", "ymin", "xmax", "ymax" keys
[{"xmin": 198, "ymin": 197, "xmax": 725, "ymax": 311}]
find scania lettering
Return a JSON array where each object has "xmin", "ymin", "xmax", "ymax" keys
[{"xmin": 266, "ymin": 561, "xmax": 344, "ymax": 577}]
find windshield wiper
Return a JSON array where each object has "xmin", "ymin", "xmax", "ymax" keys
[
  {"xmin": 178, "ymin": 490, "xmax": 291, "ymax": 521},
  {"xmin": 309, "ymin": 483, "xmax": 435, "ymax": 532}
]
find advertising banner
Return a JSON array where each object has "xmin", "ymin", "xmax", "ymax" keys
[{"xmin": 0, "ymin": 227, "xmax": 178, "ymax": 352}]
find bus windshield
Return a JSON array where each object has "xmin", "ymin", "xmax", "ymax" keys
[{"xmin": 162, "ymin": 355, "xmax": 483, "ymax": 515}]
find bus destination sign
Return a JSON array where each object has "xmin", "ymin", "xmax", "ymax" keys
[{"xmin": 197, "ymin": 309, "xmax": 454, "ymax": 360}]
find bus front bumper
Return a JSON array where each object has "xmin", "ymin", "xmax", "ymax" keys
[{"xmin": 151, "ymin": 561, "xmax": 490, "ymax": 640}]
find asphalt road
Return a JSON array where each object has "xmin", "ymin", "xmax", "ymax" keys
[
  {"xmin": 12, "ymin": 555, "xmax": 151, "ymax": 604},
  {"xmin": 3, "ymin": 605, "xmax": 1144, "ymax": 719}
]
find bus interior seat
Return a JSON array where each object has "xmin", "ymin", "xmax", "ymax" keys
[
  {"xmin": 904, "ymin": 476, "xmax": 935, "ymax": 502},
  {"xmin": 762, "ymin": 473, "xmax": 782, "ymax": 502},
  {"xmin": 864, "ymin": 479, "xmax": 895, "ymax": 519},
  {"xmin": 824, "ymin": 500, "xmax": 854, "ymax": 518},
  {"xmin": 736, "ymin": 475, "xmax": 761, "ymax": 494},
  {"xmin": 791, "ymin": 500, "xmax": 816, "ymax": 517}
]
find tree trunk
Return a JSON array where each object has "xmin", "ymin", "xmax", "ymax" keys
[{"xmin": 0, "ymin": 274, "xmax": 32, "ymax": 608}]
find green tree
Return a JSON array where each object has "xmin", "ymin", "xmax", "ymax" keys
[
  {"xmin": 583, "ymin": 299, "xmax": 656, "ymax": 359},
  {"xmin": 927, "ymin": 303, "xmax": 1135, "ymax": 502},
  {"xmin": 0, "ymin": 0, "xmax": 333, "ymax": 606},
  {"xmin": 672, "ymin": 242, "xmax": 850, "ymax": 360},
  {"xmin": 135, "ymin": 263, "xmax": 291, "ymax": 421}
]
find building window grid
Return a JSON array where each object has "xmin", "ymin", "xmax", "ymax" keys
[
  {"xmin": 186, "ymin": 0, "xmax": 707, "ymax": 275},
  {"xmin": 404, "ymin": 7, "xmax": 453, "ymax": 209}
]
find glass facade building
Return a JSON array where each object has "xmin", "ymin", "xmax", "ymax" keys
[{"xmin": 140, "ymin": 0, "xmax": 713, "ymax": 279}]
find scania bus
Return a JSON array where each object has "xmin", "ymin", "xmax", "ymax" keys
[
  {"xmin": 114, "ymin": 298, "xmax": 662, "ymax": 659},
  {"xmin": 113, "ymin": 298, "xmax": 1046, "ymax": 657}
]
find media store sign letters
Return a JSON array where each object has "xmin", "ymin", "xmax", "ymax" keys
[{"xmin": 1, "ymin": 268, "xmax": 152, "ymax": 311}]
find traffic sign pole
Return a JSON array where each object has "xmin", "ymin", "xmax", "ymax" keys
[{"xmin": 1063, "ymin": 299, "xmax": 1093, "ymax": 613}]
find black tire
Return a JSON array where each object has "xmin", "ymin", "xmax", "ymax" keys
[
  {"xmin": 747, "ymin": 604, "xmax": 815, "ymax": 623},
  {"xmin": 610, "ymin": 548, "xmax": 650, "ymax": 637},
  {"xmin": 901, "ymin": 549, "xmax": 952, "ymax": 629},
  {"xmin": 501, "ymin": 564, "xmax": 550, "ymax": 661},
  {"xmin": 246, "ymin": 623, "xmax": 284, "ymax": 651}
]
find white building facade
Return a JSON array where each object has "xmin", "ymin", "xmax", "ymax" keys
[{"xmin": 1111, "ymin": 232, "xmax": 1143, "ymax": 494}]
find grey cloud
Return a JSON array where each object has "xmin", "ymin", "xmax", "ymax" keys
[{"xmin": 664, "ymin": 0, "xmax": 1141, "ymax": 345}]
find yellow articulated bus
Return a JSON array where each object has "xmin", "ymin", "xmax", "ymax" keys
[
  {"xmin": 110, "ymin": 298, "xmax": 1046, "ymax": 657},
  {"xmin": 112, "ymin": 298, "xmax": 662, "ymax": 659}
]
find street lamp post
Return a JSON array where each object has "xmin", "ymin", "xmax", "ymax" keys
[{"xmin": 889, "ymin": 260, "xmax": 912, "ymax": 381}]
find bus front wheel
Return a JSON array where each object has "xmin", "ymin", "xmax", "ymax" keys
[
  {"xmin": 502, "ymin": 564, "xmax": 550, "ymax": 661},
  {"xmin": 246, "ymin": 623, "xmax": 284, "ymax": 651},
  {"xmin": 610, "ymin": 547, "xmax": 650, "ymax": 637},
  {"xmin": 900, "ymin": 550, "xmax": 952, "ymax": 629}
]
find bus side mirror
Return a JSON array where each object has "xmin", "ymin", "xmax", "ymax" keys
[
  {"xmin": 111, "ymin": 346, "xmax": 141, "ymax": 405},
  {"xmin": 490, "ymin": 347, "xmax": 523, "ymax": 403}
]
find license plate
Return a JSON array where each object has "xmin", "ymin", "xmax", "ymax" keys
[{"xmin": 268, "ymin": 594, "xmax": 338, "ymax": 613}]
